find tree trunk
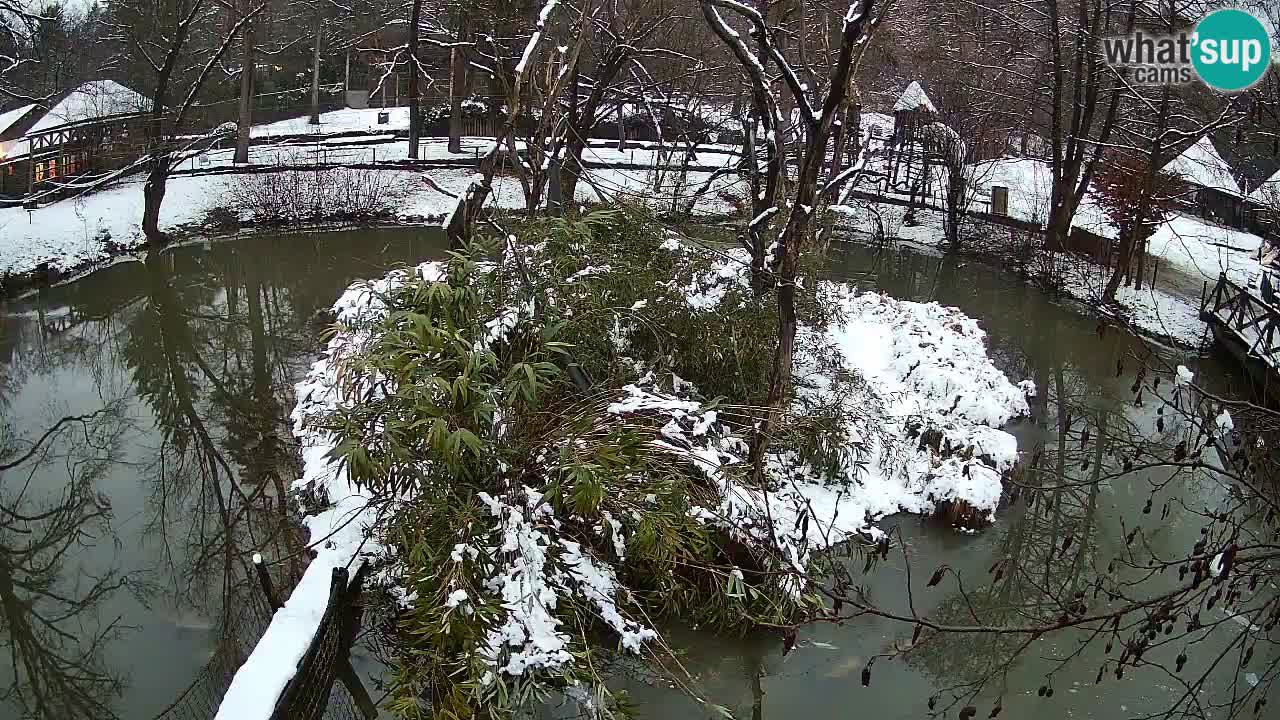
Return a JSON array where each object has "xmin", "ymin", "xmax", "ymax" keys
[
  {"xmin": 234, "ymin": 0, "xmax": 255, "ymax": 164},
  {"xmin": 827, "ymin": 103, "xmax": 848, "ymax": 183},
  {"xmin": 408, "ymin": 0, "xmax": 423, "ymax": 159},
  {"xmin": 1133, "ymin": 235, "xmax": 1147, "ymax": 290},
  {"xmin": 142, "ymin": 157, "xmax": 169, "ymax": 245},
  {"xmin": 309, "ymin": 12, "xmax": 322, "ymax": 125},
  {"xmin": 448, "ymin": 10, "xmax": 468, "ymax": 154}
]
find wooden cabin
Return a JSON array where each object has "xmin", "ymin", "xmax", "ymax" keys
[
  {"xmin": 1161, "ymin": 135, "xmax": 1251, "ymax": 230},
  {"xmin": 0, "ymin": 81, "xmax": 151, "ymax": 200}
]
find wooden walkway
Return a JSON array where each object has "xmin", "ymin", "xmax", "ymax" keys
[{"xmin": 1199, "ymin": 273, "xmax": 1280, "ymax": 399}]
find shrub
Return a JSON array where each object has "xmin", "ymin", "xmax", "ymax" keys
[{"xmin": 224, "ymin": 167, "xmax": 410, "ymax": 225}]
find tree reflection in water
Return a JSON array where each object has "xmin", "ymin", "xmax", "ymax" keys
[
  {"xmin": 0, "ymin": 402, "xmax": 130, "ymax": 718},
  {"xmin": 0, "ymin": 231, "xmax": 433, "ymax": 720}
]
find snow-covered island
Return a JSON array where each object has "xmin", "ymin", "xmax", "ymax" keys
[{"xmin": 216, "ymin": 208, "xmax": 1034, "ymax": 718}]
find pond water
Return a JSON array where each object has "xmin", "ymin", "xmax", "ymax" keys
[
  {"xmin": 0, "ymin": 229, "xmax": 1272, "ymax": 720},
  {"xmin": 584, "ymin": 242, "xmax": 1278, "ymax": 720},
  {"xmin": 0, "ymin": 228, "xmax": 446, "ymax": 720}
]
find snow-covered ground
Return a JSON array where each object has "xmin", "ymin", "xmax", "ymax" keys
[
  {"xmin": 830, "ymin": 199, "xmax": 1208, "ymax": 347},
  {"xmin": 972, "ymin": 156, "xmax": 1267, "ymax": 289},
  {"xmin": 251, "ymin": 106, "xmax": 413, "ymax": 137},
  {"xmin": 0, "ymin": 173, "xmax": 214, "ymax": 278},
  {"xmin": 1, "ymin": 98, "xmax": 747, "ymax": 284},
  {"xmin": 0, "ymin": 154, "xmax": 746, "ymax": 282},
  {"xmin": 1057, "ymin": 254, "xmax": 1206, "ymax": 347},
  {"xmin": 179, "ymin": 136, "xmax": 741, "ymax": 173}
]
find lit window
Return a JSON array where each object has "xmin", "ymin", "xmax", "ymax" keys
[{"xmin": 34, "ymin": 163, "xmax": 44, "ymax": 182}]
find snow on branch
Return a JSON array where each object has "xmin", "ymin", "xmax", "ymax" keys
[
  {"xmin": 443, "ymin": 0, "xmax": 575, "ymax": 245},
  {"xmin": 701, "ymin": 0, "xmax": 818, "ymax": 131},
  {"xmin": 516, "ymin": 0, "xmax": 560, "ymax": 74}
]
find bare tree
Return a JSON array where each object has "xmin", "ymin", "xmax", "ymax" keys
[
  {"xmin": 701, "ymin": 0, "xmax": 878, "ymax": 481},
  {"xmin": 105, "ymin": 0, "xmax": 267, "ymax": 244},
  {"xmin": 0, "ymin": 2, "xmax": 45, "ymax": 102},
  {"xmin": 443, "ymin": 0, "xmax": 577, "ymax": 245}
]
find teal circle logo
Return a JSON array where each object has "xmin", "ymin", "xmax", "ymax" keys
[{"xmin": 1192, "ymin": 9, "xmax": 1272, "ymax": 92}]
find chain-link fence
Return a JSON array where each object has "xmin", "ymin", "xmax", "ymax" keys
[{"xmin": 154, "ymin": 565, "xmax": 369, "ymax": 720}]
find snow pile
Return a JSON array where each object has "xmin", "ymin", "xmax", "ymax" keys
[
  {"xmin": 1176, "ymin": 365, "xmax": 1195, "ymax": 386},
  {"xmin": 670, "ymin": 246, "xmax": 753, "ymax": 310},
  {"xmin": 640, "ymin": 288, "xmax": 1030, "ymax": 589},
  {"xmin": 662, "ymin": 254, "xmax": 1031, "ymax": 547},
  {"xmin": 831, "ymin": 289, "xmax": 1030, "ymax": 427},
  {"xmin": 811, "ymin": 287, "xmax": 1028, "ymax": 523},
  {"xmin": 214, "ymin": 263, "xmax": 444, "ymax": 720},
  {"xmin": 472, "ymin": 487, "xmax": 657, "ymax": 678}
]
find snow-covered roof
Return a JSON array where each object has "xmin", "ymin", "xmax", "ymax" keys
[
  {"xmin": 1249, "ymin": 165, "xmax": 1280, "ymax": 198},
  {"xmin": 0, "ymin": 104, "xmax": 36, "ymax": 136},
  {"xmin": 1249, "ymin": 168, "xmax": 1280, "ymax": 205},
  {"xmin": 894, "ymin": 81, "xmax": 936, "ymax": 113},
  {"xmin": 27, "ymin": 80, "xmax": 150, "ymax": 135},
  {"xmin": 1162, "ymin": 135, "xmax": 1242, "ymax": 197}
]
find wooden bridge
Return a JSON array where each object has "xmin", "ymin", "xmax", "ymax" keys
[{"xmin": 1199, "ymin": 273, "xmax": 1280, "ymax": 400}]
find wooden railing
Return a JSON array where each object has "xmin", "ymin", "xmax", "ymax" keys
[{"xmin": 1201, "ymin": 273, "xmax": 1280, "ymax": 365}]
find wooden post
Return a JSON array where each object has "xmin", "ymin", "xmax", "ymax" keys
[{"xmin": 254, "ymin": 553, "xmax": 281, "ymax": 611}]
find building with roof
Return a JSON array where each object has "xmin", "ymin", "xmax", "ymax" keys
[
  {"xmin": 1159, "ymin": 134, "xmax": 1262, "ymax": 233},
  {"xmin": 0, "ymin": 80, "xmax": 151, "ymax": 199},
  {"xmin": 1247, "ymin": 168, "xmax": 1280, "ymax": 241}
]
